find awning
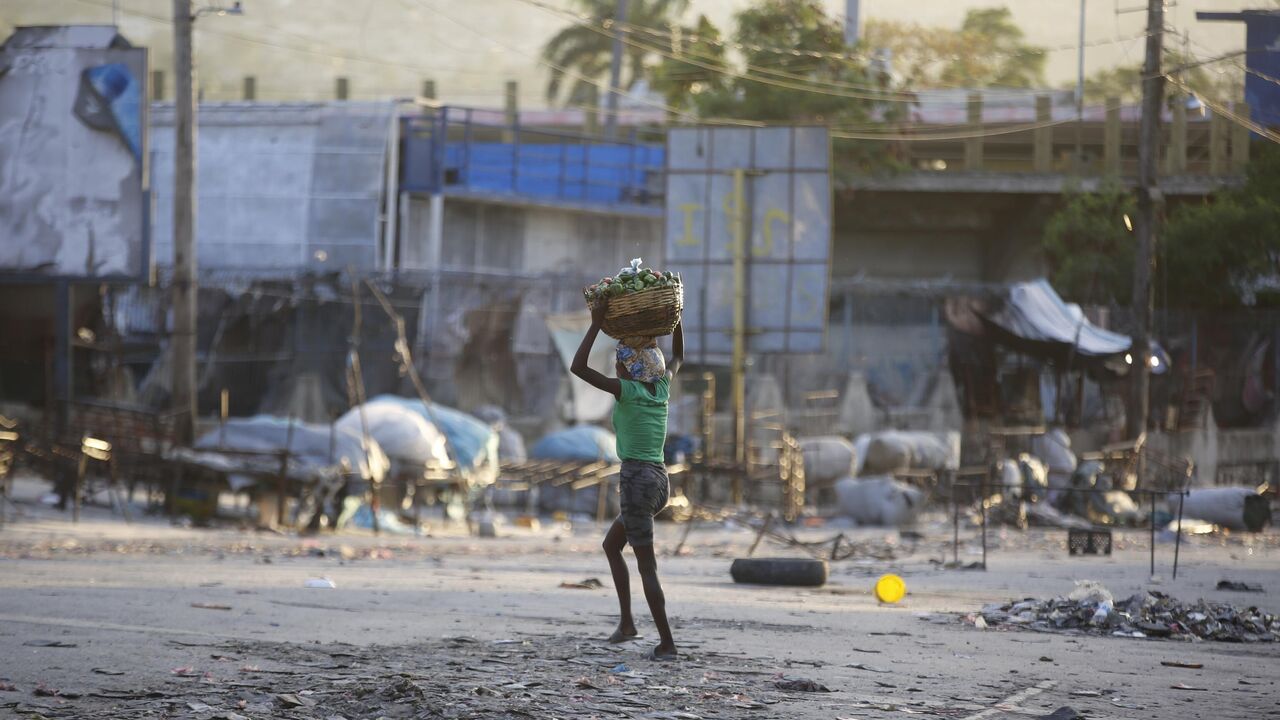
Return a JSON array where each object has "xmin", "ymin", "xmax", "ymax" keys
[{"xmin": 979, "ymin": 279, "xmax": 1169, "ymax": 374}]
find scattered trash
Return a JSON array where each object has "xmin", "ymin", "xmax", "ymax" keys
[
  {"xmin": 975, "ymin": 584, "xmax": 1278, "ymax": 642},
  {"xmin": 171, "ymin": 667, "xmax": 198, "ymax": 677},
  {"xmin": 90, "ymin": 668, "xmax": 124, "ymax": 676},
  {"xmin": 1216, "ymin": 580, "xmax": 1264, "ymax": 593},
  {"xmin": 845, "ymin": 663, "xmax": 891, "ymax": 674},
  {"xmin": 874, "ymin": 574, "xmax": 906, "ymax": 604},
  {"xmin": 973, "ymin": 616, "xmax": 987, "ymax": 630},
  {"xmin": 0, "ymin": 682, "xmax": 16, "ymax": 691},
  {"xmin": 304, "ymin": 577, "xmax": 336, "ymax": 589},
  {"xmin": 22, "ymin": 640, "xmax": 77, "ymax": 648},
  {"xmin": 558, "ymin": 578, "xmax": 605, "ymax": 590},
  {"xmin": 1039, "ymin": 656, "xmax": 1054, "ymax": 662},
  {"xmin": 277, "ymin": 692, "xmax": 314, "ymax": 707},
  {"xmin": 1161, "ymin": 661, "xmax": 1204, "ymax": 669},
  {"xmin": 773, "ymin": 678, "xmax": 833, "ymax": 692},
  {"xmin": 1069, "ymin": 690, "xmax": 1102, "ymax": 697},
  {"xmin": 1040, "ymin": 708, "xmax": 1083, "ymax": 720},
  {"xmin": 191, "ymin": 602, "xmax": 233, "ymax": 611},
  {"xmin": 611, "ymin": 664, "xmax": 631, "ymax": 674},
  {"xmin": 1170, "ymin": 683, "xmax": 1207, "ymax": 691}
]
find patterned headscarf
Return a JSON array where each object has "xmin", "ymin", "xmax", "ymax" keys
[{"xmin": 616, "ymin": 337, "xmax": 666, "ymax": 383}]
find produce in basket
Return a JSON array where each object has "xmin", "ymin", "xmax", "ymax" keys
[
  {"xmin": 583, "ymin": 258, "xmax": 683, "ymax": 339},
  {"xmin": 583, "ymin": 258, "xmax": 681, "ymax": 302}
]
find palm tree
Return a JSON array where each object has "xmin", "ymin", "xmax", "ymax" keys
[{"xmin": 541, "ymin": 0, "xmax": 689, "ymax": 108}]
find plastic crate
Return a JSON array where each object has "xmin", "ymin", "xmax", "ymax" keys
[{"xmin": 1068, "ymin": 528, "xmax": 1112, "ymax": 556}]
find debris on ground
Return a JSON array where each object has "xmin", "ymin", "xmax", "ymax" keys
[
  {"xmin": 1161, "ymin": 661, "xmax": 1204, "ymax": 669},
  {"xmin": 973, "ymin": 583, "xmax": 1279, "ymax": 642},
  {"xmin": 303, "ymin": 577, "xmax": 336, "ymax": 589},
  {"xmin": 772, "ymin": 677, "xmax": 833, "ymax": 692},
  {"xmin": 559, "ymin": 578, "xmax": 605, "ymax": 590},
  {"xmin": 34, "ymin": 634, "xmax": 830, "ymax": 719},
  {"xmin": 1216, "ymin": 580, "xmax": 1264, "ymax": 593}
]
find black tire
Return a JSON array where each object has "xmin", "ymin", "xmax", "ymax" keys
[{"xmin": 730, "ymin": 557, "xmax": 828, "ymax": 587}]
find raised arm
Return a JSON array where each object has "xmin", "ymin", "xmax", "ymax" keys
[
  {"xmin": 571, "ymin": 300, "xmax": 622, "ymax": 398},
  {"xmin": 668, "ymin": 321, "xmax": 684, "ymax": 378}
]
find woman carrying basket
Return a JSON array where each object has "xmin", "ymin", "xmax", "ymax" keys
[{"xmin": 570, "ymin": 297, "xmax": 683, "ymax": 661}]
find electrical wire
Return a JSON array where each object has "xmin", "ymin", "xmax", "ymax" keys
[
  {"xmin": 1164, "ymin": 75, "xmax": 1280, "ymax": 145},
  {"xmin": 68, "ymin": 0, "xmax": 511, "ymax": 79},
  {"xmin": 515, "ymin": 0, "xmax": 1151, "ymax": 64},
  {"xmin": 514, "ymin": 0, "xmax": 1133, "ymax": 103}
]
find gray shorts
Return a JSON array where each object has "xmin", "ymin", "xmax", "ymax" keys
[{"xmin": 618, "ymin": 460, "xmax": 670, "ymax": 547}]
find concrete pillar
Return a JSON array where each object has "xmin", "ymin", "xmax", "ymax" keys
[
  {"xmin": 1033, "ymin": 94, "xmax": 1052, "ymax": 172},
  {"xmin": 1167, "ymin": 97, "xmax": 1187, "ymax": 175},
  {"xmin": 422, "ymin": 79, "xmax": 436, "ymax": 100},
  {"xmin": 1104, "ymin": 97, "xmax": 1121, "ymax": 175},
  {"xmin": 502, "ymin": 80, "xmax": 518, "ymax": 143},
  {"xmin": 242, "ymin": 76, "xmax": 256, "ymax": 101},
  {"xmin": 1230, "ymin": 102, "xmax": 1251, "ymax": 174},
  {"xmin": 426, "ymin": 194, "xmax": 445, "ymax": 268},
  {"xmin": 964, "ymin": 93, "xmax": 983, "ymax": 171},
  {"xmin": 584, "ymin": 84, "xmax": 600, "ymax": 135},
  {"xmin": 1209, "ymin": 110, "xmax": 1227, "ymax": 175},
  {"xmin": 336, "ymin": 77, "xmax": 350, "ymax": 100},
  {"xmin": 150, "ymin": 69, "xmax": 165, "ymax": 101}
]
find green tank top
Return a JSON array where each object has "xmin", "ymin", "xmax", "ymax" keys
[{"xmin": 612, "ymin": 377, "xmax": 669, "ymax": 464}]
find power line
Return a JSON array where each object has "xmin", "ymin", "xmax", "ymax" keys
[
  {"xmin": 515, "ymin": 0, "xmax": 1150, "ymax": 64},
  {"xmin": 69, "ymin": 0, "xmax": 508, "ymax": 79},
  {"xmin": 1164, "ymin": 75, "xmax": 1280, "ymax": 145},
  {"xmin": 514, "ymin": 0, "xmax": 1148, "ymax": 107}
]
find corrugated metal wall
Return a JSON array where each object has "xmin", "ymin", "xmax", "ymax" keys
[{"xmin": 150, "ymin": 101, "xmax": 392, "ymax": 272}]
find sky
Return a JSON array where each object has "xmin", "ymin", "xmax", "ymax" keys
[{"xmin": 0, "ymin": 0, "xmax": 1258, "ymax": 108}]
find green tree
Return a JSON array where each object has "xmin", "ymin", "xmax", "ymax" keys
[
  {"xmin": 696, "ymin": 0, "xmax": 881, "ymax": 124},
  {"xmin": 541, "ymin": 0, "xmax": 689, "ymax": 108},
  {"xmin": 862, "ymin": 7, "xmax": 1046, "ymax": 89},
  {"xmin": 1042, "ymin": 181, "xmax": 1136, "ymax": 306},
  {"xmin": 648, "ymin": 15, "xmax": 730, "ymax": 115},
  {"xmin": 1043, "ymin": 145, "xmax": 1280, "ymax": 310},
  {"xmin": 1080, "ymin": 52, "xmax": 1242, "ymax": 104}
]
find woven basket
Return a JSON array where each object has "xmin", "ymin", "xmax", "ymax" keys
[{"xmin": 588, "ymin": 284, "xmax": 683, "ymax": 339}]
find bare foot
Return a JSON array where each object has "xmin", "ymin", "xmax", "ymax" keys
[
  {"xmin": 607, "ymin": 622, "xmax": 638, "ymax": 644},
  {"xmin": 647, "ymin": 643, "xmax": 678, "ymax": 661}
]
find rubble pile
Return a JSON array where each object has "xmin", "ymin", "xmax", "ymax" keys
[{"xmin": 976, "ymin": 585, "xmax": 1279, "ymax": 642}]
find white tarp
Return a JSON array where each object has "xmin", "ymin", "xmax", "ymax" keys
[
  {"xmin": 834, "ymin": 476, "xmax": 923, "ymax": 526},
  {"xmin": 546, "ymin": 311, "xmax": 617, "ymax": 423},
  {"xmin": 985, "ymin": 279, "xmax": 1169, "ymax": 373}
]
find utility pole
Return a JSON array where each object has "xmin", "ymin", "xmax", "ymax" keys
[
  {"xmin": 604, "ymin": 0, "xmax": 628, "ymax": 139},
  {"xmin": 1075, "ymin": 0, "xmax": 1086, "ymax": 171},
  {"xmin": 1128, "ymin": 0, "xmax": 1164, "ymax": 440},
  {"xmin": 844, "ymin": 0, "xmax": 861, "ymax": 45},
  {"xmin": 173, "ymin": 0, "xmax": 198, "ymax": 443}
]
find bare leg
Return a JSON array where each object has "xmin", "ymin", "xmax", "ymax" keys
[
  {"xmin": 602, "ymin": 518, "xmax": 637, "ymax": 642},
  {"xmin": 633, "ymin": 544, "xmax": 676, "ymax": 659}
]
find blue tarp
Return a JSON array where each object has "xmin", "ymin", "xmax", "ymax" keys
[
  {"xmin": 364, "ymin": 394, "xmax": 495, "ymax": 471},
  {"xmin": 443, "ymin": 142, "xmax": 663, "ymax": 205},
  {"xmin": 530, "ymin": 425, "xmax": 619, "ymax": 463}
]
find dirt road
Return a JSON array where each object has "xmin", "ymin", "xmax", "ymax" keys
[{"xmin": 1, "ymin": 486, "xmax": 1277, "ymax": 719}]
